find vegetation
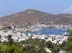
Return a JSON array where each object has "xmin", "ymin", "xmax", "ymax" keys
[
  {"xmin": 62, "ymin": 29, "xmax": 72, "ymax": 53},
  {"xmin": 0, "ymin": 30, "xmax": 72, "ymax": 53}
]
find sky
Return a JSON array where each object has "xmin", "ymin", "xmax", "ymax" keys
[{"xmin": 0, "ymin": 0, "xmax": 72, "ymax": 16}]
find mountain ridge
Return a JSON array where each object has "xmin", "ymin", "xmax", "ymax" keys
[{"xmin": 0, "ymin": 9, "xmax": 72, "ymax": 25}]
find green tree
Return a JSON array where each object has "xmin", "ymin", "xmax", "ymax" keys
[
  {"xmin": 7, "ymin": 35, "xmax": 14, "ymax": 45},
  {"xmin": 46, "ymin": 41, "xmax": 53, "ymax": 49}
]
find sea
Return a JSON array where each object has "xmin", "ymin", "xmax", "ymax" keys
[{"xmin": 31, "ymin": 27, "xmax": 68, "ymax": 35}]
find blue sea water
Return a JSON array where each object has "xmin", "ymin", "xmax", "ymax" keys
[{"xmin": 31, "ymin": 27, "xmax": 68, "ymax": 35}]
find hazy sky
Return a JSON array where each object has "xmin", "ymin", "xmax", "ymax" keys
[{"xmin": 0, "ymin": 0, "xmax": 72, "ymax": 16}]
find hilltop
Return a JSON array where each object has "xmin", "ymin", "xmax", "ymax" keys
[{"xmin": 0, "ymin": 9, "xmax": 72, "ymax": 25}]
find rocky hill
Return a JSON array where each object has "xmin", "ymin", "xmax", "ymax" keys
[{"xmin": 0, "ymin": 9, "xmax": 72, "ymax": 25}]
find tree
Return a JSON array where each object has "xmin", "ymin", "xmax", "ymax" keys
[
  {"xmin": 63, "ymin": 34, "xmax": 72, "ymax": 53},
  {"xmin": 46, "ymin": 41, "xmax": 53, "ymax": 49},
  {"xmin": 7, "ymin": 35, "xmax": 14, "ymax": 45}
]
